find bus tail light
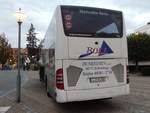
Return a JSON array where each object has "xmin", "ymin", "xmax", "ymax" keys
[{"xmin": 56, "ymin": 68, "xmax": 64, "ymax": 90}]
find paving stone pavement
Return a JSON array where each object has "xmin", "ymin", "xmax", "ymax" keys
[{"xmin": 0, "ymin": 71, "xmax": 150, "ymax": 113}]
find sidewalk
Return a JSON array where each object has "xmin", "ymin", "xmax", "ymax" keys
[{"xmin": 0, "ymin": 71, "xmax": 59, "ymax": 113}]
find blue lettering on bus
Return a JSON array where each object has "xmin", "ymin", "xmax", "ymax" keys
[{"xmin": 79, "ymin": 41, "xmax": 113, "ymax": 58}]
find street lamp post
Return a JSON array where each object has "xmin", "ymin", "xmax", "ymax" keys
[{"xmin": 14, "ymin": 8, "xmax": 26, "ymax": 103}]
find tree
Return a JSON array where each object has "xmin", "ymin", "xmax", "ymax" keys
[
  {"xmin": 0, "ymin": 33, "xmax": 11, "ymax": 67},
  {"xmin": 26, "ymin": 23, "xmax": 39, "ymax": 61},
  {"xmin": 37, "ymin": 39, "xmax": 44, "ymax": 61},
  {"xmin": 8, "ymin": 47, "xmax": 16, "ymax": 65},
  {"xmin": 127, "ymin": 33, "xmax": 150, "ymax": 71}
]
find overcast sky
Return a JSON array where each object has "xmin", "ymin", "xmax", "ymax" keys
[{"xmin": 0, "ymin": 0, "xmax": 150, "ymax": 48}]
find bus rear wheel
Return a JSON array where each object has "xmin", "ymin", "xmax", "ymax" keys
[{"xmin": 47, "ymin": 91, "xmax": 51, "ymax": 97}]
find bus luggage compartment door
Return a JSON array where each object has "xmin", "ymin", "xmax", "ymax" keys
[{"xmin": 63, "ymin": 59, "xmax": 126, "ymax": 91}]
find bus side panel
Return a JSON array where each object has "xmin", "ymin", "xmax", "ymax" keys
[
  {"xmin": 46, "ymin": 49, "xmax": 56, "ymax": 99},
  {"xmin": 43, "ymin": 11, "xmax": 57, "ymax": 99},
  {"xmin": 45, "ymin": 6, "xmax": 68, "ymax": 103}
]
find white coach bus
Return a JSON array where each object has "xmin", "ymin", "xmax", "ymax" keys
[{"xmin": 39, "ymin": 5, "xmax": 129, "ymax": 103}]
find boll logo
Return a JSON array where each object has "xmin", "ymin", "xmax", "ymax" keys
[{"xmin": 79, "ymin": 41, "xmax": 113, "ymax": 58}]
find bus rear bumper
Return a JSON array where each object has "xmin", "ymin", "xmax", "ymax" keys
[{"xmin": 56, "ymin": 84, "xmax": 129, "ymax": 103}]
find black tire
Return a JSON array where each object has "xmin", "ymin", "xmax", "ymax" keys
[{"xmin": 47, "ymin": 91, "xmax": 51, "ymax": 97}]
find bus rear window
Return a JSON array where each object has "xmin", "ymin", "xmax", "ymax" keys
[{"xmin": 61, "ymin": 6, "xmax": 123, "ymax": 38}]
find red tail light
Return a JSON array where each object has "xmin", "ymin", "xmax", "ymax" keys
[{"xmin": 56, "ymin": 68, "xmax": 64, "ymax": 90}]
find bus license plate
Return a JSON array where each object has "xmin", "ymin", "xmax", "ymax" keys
[{"xmin": 89, "ymin": 77, "xmax": 107, "ymax": 83}]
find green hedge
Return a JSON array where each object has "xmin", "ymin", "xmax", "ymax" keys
[{"xmin": 141, "ymin": 66, "xmax": 150, "ymax": 76}]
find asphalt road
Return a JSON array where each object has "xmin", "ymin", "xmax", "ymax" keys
[{"xmin": 0, "ymin": 70, "xmax": 27, "ymax": 96}]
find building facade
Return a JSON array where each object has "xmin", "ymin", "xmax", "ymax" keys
[
  {"xmin": 135, "ymin": 22, "xmax": 150, "ymax": 34},
  {"xmin": 10, "ymin": 48, "xmax": 28, "ymax": 68}
]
